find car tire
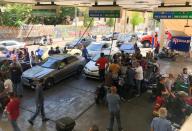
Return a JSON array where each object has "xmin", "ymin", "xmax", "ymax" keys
[
  {"xmin": 45, "ymin": 78, "xmax": 54, "ymax": 89},
  {"xmin": 74, "ymin": 53, "xmax": 80, "ymax": 56},
  {"xmin": 143, "ymin": 41, "xmax": 151, "ymax": 48},
  {"xmin": 76, "ymin": 65, "xmax": 83, "ymax": 75}
]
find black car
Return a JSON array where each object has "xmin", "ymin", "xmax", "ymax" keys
[
  {"xmin": 22, "ymin": 54, "xmax": 86, "ymax": 88},
  {"xmin": 101, "ymin": 32, "xmax": 120, "ymax": 41},
  {"xmin": 65, "ymin": 37, "xmax": 95, "ymax": 50}
]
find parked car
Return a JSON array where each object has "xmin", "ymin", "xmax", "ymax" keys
[
  {"xmin": 0, "ymin": 46, "xmax": 9, "ymax": 57},
  {"xmin": 116, "ymin": 34, "xmax": 138, "ymax": 47},
  {"xmin": 119, "ymin": 44, "xmax": 135, "ymax": 54},
  {"xmin": 0, "ymin": 40, "xmax": 26, "ymax": 50},
  {"xmin": 65, "ymin": 37, "xmax": 95, "ymax": 50},
  {"xmin": 21, "ymin": 54, "xmax": 86, "ymax": 88},
  {"xmin": 101, "ymin": 32, "xmax": 120, "ymax": 41},
  {"xmin": 135, "ymin": 32, "xmax": 148, "ymax": 39},
  {"xmin": 83, "ymin": 52, "xmax": 117, "ymax": 79},
  {"xmin": 34, "ymin": 36, "xmax": 52, "ymax": 46},
  {"xmin": 86, "ymin": 41, "xmax": 119, "ymax": 58}
]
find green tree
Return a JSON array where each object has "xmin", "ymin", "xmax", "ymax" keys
[
  {"xmin": 59, "ymin": 7, "xmax": 80, "ymax": 25},
  {"xmin": 83, "ymin": 10, "xmax": 94, "ymax": 27},
  {"xmin": 130, "ymin": 12, "xmax": 144, "ymax": 32},
  {"xmin": 106, "ymin": 18, "xmax": 115, "ymax": 27},
  {"xmin": 1, "ymin": 4, "xmax": 32, "ymax": 27}
]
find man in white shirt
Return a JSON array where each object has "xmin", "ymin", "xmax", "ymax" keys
[{"xmin": 135, "ymin": 62, "xmax": 143, "ymax": 96}]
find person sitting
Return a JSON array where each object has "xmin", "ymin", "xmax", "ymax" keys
[
  {"xmin": 55, "ymin": 47, "xmax": 61, "ymax": 54},
  {"xmin": 179, "ymin": 68, "xmax": 190, "ymax": 85},
  {"xmin": 48, "ymin": 47, "xmax": 55, "ymax": 56},
  {"xmin": 63, "ymin": 47, "xmax": 68, "ymax": 54}
]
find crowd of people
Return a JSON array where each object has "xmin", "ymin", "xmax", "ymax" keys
[
  {"xmin": 93, "ymin": 44, "xmax": 192, "ymax": 131},
  {"xmin": 0, "ymin": 38, "xmax": 192, "ymax": 131},
  {"xmin": 0, "ymin": 47, "xmax": 49, "ymax": 131}
]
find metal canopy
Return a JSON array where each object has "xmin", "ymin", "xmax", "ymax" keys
[{"xmin": 1, "ymin": 0, "xmax": 191, "ymax": 11}]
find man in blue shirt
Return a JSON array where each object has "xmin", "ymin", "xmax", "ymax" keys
[
  {"xmin": 35, "ymin": 48, "xmax": 43, "ymax": 62},
  {"xmin": 82, "ymin": 45, "xmax": 89, "ymax": 62},
  {"xmin": 151, "ymin": 107, "xmax": 172, "ymax": 131}
]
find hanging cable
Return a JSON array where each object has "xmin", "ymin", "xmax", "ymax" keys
[
  {"xmin": 73, "ymin": 18, "xmax": 94, "ymax": 48},
  {"xmin": 109, "ymin": 18, "xmax": 117, "ymax": 57}
]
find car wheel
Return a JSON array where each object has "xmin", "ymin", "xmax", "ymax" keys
[
  {"xmin": 45, "ymin": 78, "xmax": 54, "ymax": 89},
  {"xmin": 74, "ymin": 53, "xmax": 80, "ymax": 56},
  {"xmin": 143, "ymin": 41, "xmax": 151, "ymax": 48},
  {"xmin": 76, "ymin": 65, "xmax": 83, "ymax": 75}
]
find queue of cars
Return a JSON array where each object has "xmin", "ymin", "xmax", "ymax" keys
[{"xmin": 0, "ymin": 31, "xmax": 151, "ymax": 89}]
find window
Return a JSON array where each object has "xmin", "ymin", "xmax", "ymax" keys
[
  {"xmin": 66, "ymin": 56, "xmax": 78, "ymax": 64},
  {"xmin": 103, "ymin": 43, "xmax": 110, "ymax": 49},
  {"xmin": 41, "ymin": 58, "xmax": 58, "ymax": 69}
]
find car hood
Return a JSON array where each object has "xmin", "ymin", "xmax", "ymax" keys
[
  {"xmin": 22, "ymin": 65, "xmax": 54, "ymax": 78},
  {"xmin": 87, "ymin": 50, "xmax": 100, "ymax": 58},
  {"xmin": 85, "ymin": 60, "xmax": 98, "ymax": 71}
]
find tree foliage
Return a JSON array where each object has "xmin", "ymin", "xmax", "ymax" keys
[
  {"xmin": 130, "ymin": 12, "xmax": 144, "ymax": 32},
  {"xmin": 83, "ymin": 10, "xmax": 94, "ymax": 28},
  {"xmin": 106, "ymin": 18, "xmax": 115, "ymax": 27},
  {"xmin": 0, "ymin": 4, "xmax": 32, "ymax": 27}
]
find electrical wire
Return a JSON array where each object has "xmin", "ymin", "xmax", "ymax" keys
[{"xmin": 73, "ymin": 18, "xmax": 94, "ymax": 48}]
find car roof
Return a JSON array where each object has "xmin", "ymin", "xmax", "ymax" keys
[
  {"xmin": 0, "ymin": 40, "xmax": 18, "ymax": 43},
  {"xmin": 90, "ymin": 41, "xmax": 110, "ymax": 45},
  {"xmin": 48, "ymin": 54, "xmax": 72, "ymax": 60}
]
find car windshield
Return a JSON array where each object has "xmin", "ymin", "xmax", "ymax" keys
[
  {"xmin": 87, "ymin": 43, "xmax": 102, "ymax": 51},
  {"xmin": 41, "ymin": 58, "xmax": 58, "ymax": 69},
  {"xmin": 118, "ymin": 34, "xmax": 131, "ymax": 41},
  {"xmin": 92, "ymin": 54, "xmax": 110, "ymax": 62}
]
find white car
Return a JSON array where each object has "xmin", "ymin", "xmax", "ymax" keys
[
  {"xmin": 83, "ymin": 51, "xmax": 119, "ymax": 79},
  {"xmin": 86, "ymin": 41, "xmax": 119, "ymax": 58},
  {"xmin": 0, "ymin": 40, "xmax": 26, "ymax": 50}
]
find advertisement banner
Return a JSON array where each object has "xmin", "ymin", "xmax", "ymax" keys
[{"xmin": 170, "ymin": 36, "xmax": 191, "ymax": 52}]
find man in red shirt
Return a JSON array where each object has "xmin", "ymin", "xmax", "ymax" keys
[
  {"xmin": 165, "ymin": 31, "xmax": 172, "ymax": 48},
  {"xmin": 5, "ymin": 92, "xmax": 21, "ymax": 131},
  {"xmin": 96, "ymin": 53, "xmax": 108, "ymax": 81}
]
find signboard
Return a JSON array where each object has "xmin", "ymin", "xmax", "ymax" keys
[
  {"xmin": 89, "ymin": 6, "xmax": 121, "ymax": 18},
  {"xmin": 32, "ymin": 9, "xmax": 56, "ymax": 16},
  {"xmin": 154, "ymin": 11, "xmax": 192, "ymax": 19},
  {"xmin": 32, "ymin": 5, "xmax": 57, "ymax": 16},
  {"xmin": 170, "ymin": 36, "xmax": 191, "ymax": 52}
]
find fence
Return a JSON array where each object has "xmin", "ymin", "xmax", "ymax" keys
[{"xmin": 0, "ymin": 25, "xmax": 112, "ymax": 41}]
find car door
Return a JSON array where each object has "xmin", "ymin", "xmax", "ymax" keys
[
  {"xmin": 66, "ymin": 56, "xmax": 79, "ymax": 74},
  {"xmin": 54, "ymin": 58, "xmax": 69, "ymax": 82}
]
